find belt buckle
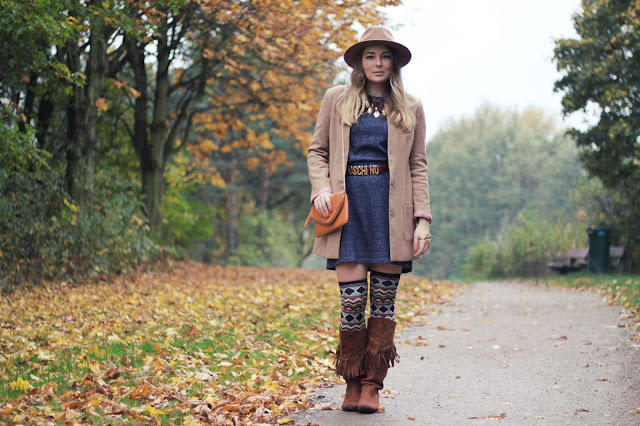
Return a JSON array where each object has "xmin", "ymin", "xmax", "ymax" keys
[{"xmin": 348, "ymin": 164, "xmax": 384, "ymax": 175}]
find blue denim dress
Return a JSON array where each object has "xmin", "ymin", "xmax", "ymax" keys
[{"xmin": 326, "ymin": 112, "xmax": 412, "ymax": 273}]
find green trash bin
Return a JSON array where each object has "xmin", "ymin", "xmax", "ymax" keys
[{"xmin": 587, "ymin": 227, "xmax": 611, "ymax": 273}]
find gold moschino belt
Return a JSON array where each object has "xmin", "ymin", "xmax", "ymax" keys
[{"xmin": 346, "ymin": 164, "xmax": 389, "ymax": 176}]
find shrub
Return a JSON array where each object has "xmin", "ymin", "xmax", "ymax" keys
[
  {"xmin": 0, "ymin": 162, "xmax": 161, "ymax": 292},
  {"xmin": 160, "ymin": 154, "xmax": 216, "ymax": 250},
  {"xmin": 464, "ymin": 212, "xmax": 588, "ymax": 278},
  {"xmin": 226, "ymin": 211, "xmax": 302, "ymax": 267}
]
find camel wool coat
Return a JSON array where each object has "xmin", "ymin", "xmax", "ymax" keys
[{"xmin": 307, "ymin": 85, "xmax": 432, "ymax": 261}]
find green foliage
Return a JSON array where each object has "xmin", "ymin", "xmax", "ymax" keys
[
  {"xmin": 0, "ymin": 0, "xmax": 77, "ymax": 94},
  {"xmin": 553, "ymin": 0, "xmax": 640, "ymax": 188},
  {"xmin": 0, "ymin": 164, "xmax": 160, "ymax": 292},
  {"xmin": 0, "ymin": 106, "xmax": 51, "ymax": 172},
  {"xmin": 553, "ymin": 0, "xmax": 640, "ymax": 272},
  {"xmin": 160, "ymin": 155, "xmax": 216, "ymax": 249},
  {"xmin": 161, "ymin": 191, "xmax": 217, "ymax": 251},
  {"xmin": 465, "ymin": 213, "xmax": 588, "ymax": 278},
  {"xmin": 420, "ymin": 105, "xmax": 584, "ymax": 278},
  {"xmin": 226, "ymin": 210, "xmax": 302, "ymax": 268}
]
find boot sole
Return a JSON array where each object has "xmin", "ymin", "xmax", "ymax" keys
[
  {"xmin": 342, "ymin": 405, "xmax": 358, "ymax": 412},
  {"xmin": 358, "ymin": 405, "xmax": 377, "ymax": 414}
]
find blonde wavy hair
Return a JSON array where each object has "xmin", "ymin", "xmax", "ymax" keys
[{"xmin": 337, "ymin": 48, "xmax": 416, "ymax": 132}]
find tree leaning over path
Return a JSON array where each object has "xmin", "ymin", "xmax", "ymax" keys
[{"xmin": 553, "ymin": 0, "xmax": 640, "ymax": 272}]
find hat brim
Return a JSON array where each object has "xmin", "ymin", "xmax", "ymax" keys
[{"xmin": 344, "ymin": 40, "xmax": 411, "ymax": 68}]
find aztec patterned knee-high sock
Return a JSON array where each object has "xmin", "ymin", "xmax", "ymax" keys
[
  {"xmin": 369, "ymin": 271, "xmax": 400, "ymax": 321},
  {"xmin": 339, "ymin": 279, "xmax": 368, "ymax": 331}
]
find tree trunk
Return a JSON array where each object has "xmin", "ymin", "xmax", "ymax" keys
[
  {"xmin": 65, "ymin": 37, "xmax": 84, "ymax": 202},
  {"xmin": 125, "ymin": 11, "xmax": 207, "ymax": 235},
  {"xmin": 65, "ymin": 12, "xmax": 107, "ymax": 206},
  {"xmin": 36, "ymin": 94, "xmax": 54, "ymax": 151},
  {"xmin": 143, "ymin": 27, "xmax": 172, "ymax": 234},
  {"xmin": 126, "ymin": 31, "xmax": 167, "ymax": 234},
  {"xmin": 83, "ymin": 14, "xmax": 106, "ymax": 205},
  {"xmin": 142, "ymin": 161, "xmax": 164, "ymax": 233},
  {"xmin": 622, "ymin": 183, "xmax": 640, "ymax": 274},
  {"xmin": 124, "ymin": 31, "xmax": 152, "ymax": 225},
  {"xmin": 19, "ymin": 72, "xmax": 38, "ymax": 134},
  {"xmin": 256, "ymin": 170, "xmax": 269, "ymax": 240},
  {"xmin": 259, "ymin": 171, "xmax": 269, "ymax": 211},
  {"xmin": 227, "ymin": 151, "xmax": 238, "ymax": 254}
]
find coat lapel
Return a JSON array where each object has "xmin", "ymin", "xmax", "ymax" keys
[
  {"xmin": 386, "ymin": 118, "xmax": 400, "ymax": 172},
  {"xmin": 341, "ymin": 123, "xmax": 349, "ymax": 178}
]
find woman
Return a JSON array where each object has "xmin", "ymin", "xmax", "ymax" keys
[{"xmin": 307, "ymin": 27, "xmax": 433, "ymax": 414}]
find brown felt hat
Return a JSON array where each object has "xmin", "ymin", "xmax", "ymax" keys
[{"xmin": 344, "ymin": 26, "xmax": 411, "ymax": 68}]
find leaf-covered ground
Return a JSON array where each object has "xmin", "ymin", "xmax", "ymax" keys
[{"xmin": 0, "ymin": 261, "xmax": 459, "ymax": 424}]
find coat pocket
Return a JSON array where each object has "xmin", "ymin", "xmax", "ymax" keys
[{"xmin": 403, "ymin": 204, "xmax": 415, "ymax": 242}]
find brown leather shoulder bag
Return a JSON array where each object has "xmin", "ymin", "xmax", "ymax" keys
[
  {"xmin": 304, "ymin": 190, "xmax": 349, "ymax": 237},
  {"xmin": 305, "ymin": 126, "xmax": 349, "ymax": 237}
]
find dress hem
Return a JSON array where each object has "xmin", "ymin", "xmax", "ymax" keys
[{"xmin": 326, "ymin": 258, "xmax": 412, "ymax": 274}]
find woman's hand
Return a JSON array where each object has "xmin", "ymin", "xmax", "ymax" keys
[
  {"xmin": 413, "ymin": 218, "xmax": 432, "ymax": 259},
  {"xmin": 314, "ymin": 192, "xmax": 333, "ymax": 218}
]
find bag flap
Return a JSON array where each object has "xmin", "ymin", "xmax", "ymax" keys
[{"xmin": 307, "ymin": 191, "xmax": 346, "ymax": 226}]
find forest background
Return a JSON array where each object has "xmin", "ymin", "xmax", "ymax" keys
[{"xmin": 1, "ymin": 0, "xmax": 639, "ymax": 292}]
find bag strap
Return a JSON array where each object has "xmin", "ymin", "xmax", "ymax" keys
[{"xmin": 341, "ymin": 124, "xmax": 346, "ymax": 191}]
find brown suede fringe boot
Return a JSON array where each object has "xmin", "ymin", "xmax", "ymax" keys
[
  {"xmin": 335, "ymin": 329, "xmax": 367, "ymax": 411},
  {"xmin": 358, "ymin": 317, "xmax": 399, "ymax": 414}
]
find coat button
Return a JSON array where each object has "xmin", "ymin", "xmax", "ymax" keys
[
  {"xmin": 390, "ymin": 210, "xmax": 395, "ymax": 218},
  {"xmin": 390, "ymin": 180, "xmax": 395, "ymax": 187}
]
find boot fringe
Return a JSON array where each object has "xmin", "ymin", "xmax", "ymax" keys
[
  {"xmin": 364, "ymin": 340, "xmax": 400, "ymax": 370},
  {"xmin": 335, "ymin": 345, "xmax": 366, "ymax": 379}
]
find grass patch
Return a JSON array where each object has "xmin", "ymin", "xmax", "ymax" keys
[
  {"xmin": 0, "ymin": 261, "xmax": 458, "ymax": 424},
  {"xmin": 526, "ymin": 272, "xmax": 640, "ymax": 330}
]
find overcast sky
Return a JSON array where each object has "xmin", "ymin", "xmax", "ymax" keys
[{"xmin": 382, "ymin": 0, "xmax": 584, "ymax": 139}]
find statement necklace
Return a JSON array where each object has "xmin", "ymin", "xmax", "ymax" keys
[{"xmin": 366, "ymin": 94, "xmax": 385, "ymax": 118}]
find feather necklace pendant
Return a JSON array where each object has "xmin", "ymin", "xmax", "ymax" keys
[{"xmin": 367, "ymin": 94, "xmax": 384, "ymax": 118}]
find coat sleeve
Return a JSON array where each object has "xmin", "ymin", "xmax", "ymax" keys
[
  {"xmin": 409, "ymin": 101, "xmax": 432, "ymax": 223},
  {"xmin": 307, "ymin": 88, "xmax": 336, "ymax": 203}
]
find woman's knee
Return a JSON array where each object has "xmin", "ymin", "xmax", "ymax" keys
[
  {"xmin": 336, "ymin": 262, "xmax": 368, "ymax": 282},
  {"xmin": 370, "ymin": 263, "xmax": 403, "ymax": 275}
]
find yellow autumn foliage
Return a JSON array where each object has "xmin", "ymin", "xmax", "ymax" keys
[
  {"xmin": 10, "ymin": 377, "xmax": 29, "ymax": 393},
  {"xmin": 186, "ymin": 0, "xmax": 399, "ymax": 185}
]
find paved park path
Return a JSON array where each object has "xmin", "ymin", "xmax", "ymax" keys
[{"xmin": 294, "ymin": 281, "xmax": 640, "ymax": 425}]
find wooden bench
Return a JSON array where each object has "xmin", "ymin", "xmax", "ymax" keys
[
  {"xmin": 547, "ymin": 248, "xmax": 588, "ymax": 274},
  {"xmin": 547, "ymin": 246, "xmax": 625, "ymax": 274}
]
